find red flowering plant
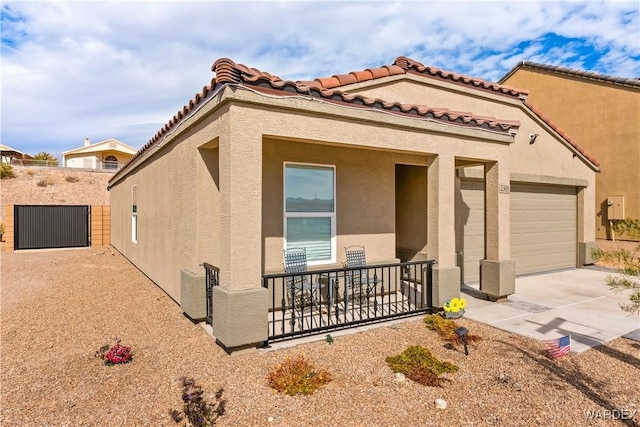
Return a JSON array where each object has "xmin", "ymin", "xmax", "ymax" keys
[{"xmin": 95, "ymin": 337, "xmax": 133, "ymax": 365}]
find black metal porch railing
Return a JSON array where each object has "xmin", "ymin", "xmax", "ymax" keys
[
  {"xmin": 203, "ymin": 263, "xmax": 220, "ymax": 326},
  {"xmin": 262, "ymin": 260, "xmax": 435, "ymax": 344}
]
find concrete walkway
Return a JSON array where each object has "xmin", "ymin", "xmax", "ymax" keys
[{"xmin": 462, "ymin": 268, "xmax": 640, "ymax": 354}]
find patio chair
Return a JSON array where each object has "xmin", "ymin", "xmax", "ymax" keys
[
  {"xmin": 283, "ymin": 248, "xmax": 323, "ymax": 316},
  {"xmin": 344, "ymin": 245, "xmax": 379, "ymax": 306}
]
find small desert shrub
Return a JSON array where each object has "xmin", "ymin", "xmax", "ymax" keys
[
  {"xmin": 25, "ymin": 169, "xmax": 35, "ymax": 176},
  {"xmin": 611, "ymin": 219, "xmax": 640, "ymax": 241},
  {"xmin": 95, "ymin": 337, "xmax": 133, "ymax": 365},
  {"xmin": 386, "ymin": 345, "xmax": 458, "ymax": 387},
  {"xmin": 65, "ymin": 175, "xmax": 80, "ymax": 183},
  {"xmin": 267, "ymin": 354, "xmax": 332, "ymax": 395},
  {"xmin": 593, "ymin": 243, "xmax": 640, "ymax": 315},
  {"xmin": 591, "ymin": 247, "xmax": 636, "ymax": 266},
  {"xmin": 424, "ymin": 314, "xmax": 482, "ymax": 345},
  {"xmin": 0, "ymin": 163, "xmax": 15, "ymax": 179},
  {"xmin": 170, "ymin": 377, "xmax": 226, "ymax": 427}
]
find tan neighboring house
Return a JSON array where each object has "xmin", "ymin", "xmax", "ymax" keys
[
  {"xmin": 63, "ymin": 138, "xmax": 136, "ymax": 170},
  {"xmin": 1, "ymin": 144, "xmax": 33, "ymax": 164},
  {"xmin": 499, "ymin": 61, "xmax": 640, "ymax": 240},
  {"xmin": 108, "ymin": 56, "xmax": 599, "ymax": 353}
]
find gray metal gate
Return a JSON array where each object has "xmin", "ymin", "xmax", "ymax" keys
[{"xmin": 14, "ymin": 205, "xmax": 90, "ymax": 250}]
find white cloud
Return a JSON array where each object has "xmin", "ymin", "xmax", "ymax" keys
[{"xmin": 1, "ymin": 0, "xmax": 638, "ymax": 159}]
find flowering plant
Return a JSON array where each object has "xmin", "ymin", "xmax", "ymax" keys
[
  {"xmin": 443, "ymin": 297, "xmax": 466, "ymax": 313},
  {"xmin": 96, "ymin": 337, "xmax": 133, "ymax": 365}
]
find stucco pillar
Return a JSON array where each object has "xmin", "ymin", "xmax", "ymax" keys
[
  {"xmin": 427, "ymin": 153, "xmax": 460, "ymax": 307},
  {"xmin": 213, "ymin": 112, "xmax": 267, "ymax": 353},
  {"xmin": 480, "ymin": 161, "xmax": 515, "ymax": 300},
  {"xmin": 577, "ymin": 185, "xmax": 597, "ymax": 265}
]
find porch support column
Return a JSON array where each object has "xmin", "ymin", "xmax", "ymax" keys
[
  {"xmin": 480, "ymin": 161, "xmax": 515, "ymax": 301},
  {"xmin": 427, "ymin": 153, "xmax": 460, "ymax": 307},
  {"xmin": 212, "ymin": 114, "xmax": 267, "ymax": 353},
  {"xmin": 577, "ymin": 185, "xmax": 597, "ymax": 265}
]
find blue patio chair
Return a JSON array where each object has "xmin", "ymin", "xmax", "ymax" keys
[
  {"xmin": 344, "ymin": 245, "xmax": 379, "ymax": 306},
  {"xmin": 283, "ymin": 248, "xmax": 323, "ymax": 315}
]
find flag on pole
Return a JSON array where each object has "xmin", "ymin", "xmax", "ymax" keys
[{"xmin": 543, "ymin": 335, "xmax": 571, "ymax": 359}]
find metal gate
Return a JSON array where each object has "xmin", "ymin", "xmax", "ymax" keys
[{"xmin": 14, "ymin": 205, "xmax": 90, "ymax": 250}]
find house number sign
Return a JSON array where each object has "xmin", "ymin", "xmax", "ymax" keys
[{"xmin": 499, "ymin": 184, "xmax": 510, "ymax": 194}]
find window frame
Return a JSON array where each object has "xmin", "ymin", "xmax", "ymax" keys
[{"xmin": 283, "ymin": 162, "xmax": 336, "ymax": 266}]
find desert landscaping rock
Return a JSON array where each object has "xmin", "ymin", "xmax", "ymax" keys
[{"xmin": 1, "ymin": 248, "xmax": 638, "ymax": 426}]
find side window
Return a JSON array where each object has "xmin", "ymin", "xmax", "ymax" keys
[
  {"xmin": 284, "ymin": 163, "xmax": 335, "ymax": 264},
  {"xmin": 132, "ymin": 185, "xmax": 138, "ymax": 243}
]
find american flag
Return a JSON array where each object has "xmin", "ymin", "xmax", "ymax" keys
[{"xmin": 544, "ymin": 335, "xmax": 571, "ymax": 359}]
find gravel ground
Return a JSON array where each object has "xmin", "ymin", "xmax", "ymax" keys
[{"xmin": 1, "ymin": 248, "xmax": 638, "ymax": 427}]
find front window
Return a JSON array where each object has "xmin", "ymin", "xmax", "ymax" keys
[{"xmin": 284, "ymin": 163, "xmax": 335, "ymax": 264}]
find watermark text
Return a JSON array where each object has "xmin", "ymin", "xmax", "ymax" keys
[{"xmin": 584, "ymin": 409, "xmax": 637, "ymax": 420}]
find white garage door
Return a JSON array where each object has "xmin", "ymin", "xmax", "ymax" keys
[
  {"xmin": 458, "ymin": 181, "xmax": 577, "ymax": 282},
  {"xmin": 511, "ymin": 184, "xmax": 577, "ymax": 275}
]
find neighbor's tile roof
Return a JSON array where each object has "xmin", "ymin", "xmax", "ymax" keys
[{"xmin": 499, "ymin": 60, "xmax": 640, "ymax": 88}]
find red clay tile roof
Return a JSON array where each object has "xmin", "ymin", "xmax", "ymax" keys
[
  {"xmin": 110, "ymin": 56, "xmax": 604, "ymax": 184},
  {"xmin": 523, "ymin": 100, "xmax": 600, "ymax": 168},
  {"xmin": 393, "ymin": 56, "xmax": 529, "ymax": 98},
  {"xmin": 211, "ymin": 57, "xmax": 520, "ymax": 134},
  {"xmin": 499, "ymin": 60, "xmax": 640, "ymax": 88}
]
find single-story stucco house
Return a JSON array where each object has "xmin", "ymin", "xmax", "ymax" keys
[
  {"xmin": 108, "ymin": 56, "xmax": 599, "ymax": 353},
  {"xmin": 63, "ymin": 138, "xmax": 137, "ymax": 170}
]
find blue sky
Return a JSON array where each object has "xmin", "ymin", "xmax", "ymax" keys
[{"xmin": 2, "ymin": 1, "xmax": 639, "ymax": 162}]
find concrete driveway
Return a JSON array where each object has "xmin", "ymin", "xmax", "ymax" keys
[{"xmin": 463, "ymin": 268, "xmax": 640, "ymax": 353}]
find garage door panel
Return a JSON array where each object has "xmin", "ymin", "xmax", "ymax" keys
[
  {"xmin": 511, "ymin": 184, "xmax": 576, "ymax": 276},
  {"xmin": 458, "ymin": 180, "xmax": 484, "ymax": 283},
  {"xmin": 459, "ymin": 181, "xmax": 577, "ymax": 281}
]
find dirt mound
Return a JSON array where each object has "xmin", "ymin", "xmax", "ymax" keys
[{"xmin": 0, "ymin": 166, "xmax": 112, "ymax": 221}]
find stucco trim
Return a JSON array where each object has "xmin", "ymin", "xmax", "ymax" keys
[
  {"xmin": 510, "ymin": 173, "xmax": 589, "ymax": 188},
  {"xmin": 458, "ymin": 168, "xmax": 589, "ymax": 187}
]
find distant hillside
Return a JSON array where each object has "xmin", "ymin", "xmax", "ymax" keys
[{"xmin": 0, "ymin": 166, "xmax": 112, "ymax": 222}]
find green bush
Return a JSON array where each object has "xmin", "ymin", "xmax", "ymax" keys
[
  {"xmin": 611, "ymin": 219, "xmax": 640, "ymax": 240},
  {"xmin": 424, "ymin": 314, "xmax": 482, "ymax": 345},
  {"xmin": 0, "ymin": 163, "xmax": 15, "ymax": 179},
  {"xmin": 386, "ymin": 345, "xmax": 458, "ymax": 387}
]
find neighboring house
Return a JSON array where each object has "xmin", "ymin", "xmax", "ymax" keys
[
  {"xmin": 499, "ymin": 61, "xmax": 640, "ymax": 240},
  {"xmin": 1, "ymin": 144, "xmax": 33, "ymax": 164},
  {"xmin": 108, "ymin": 56, "xmax": 599, "ymax": 353},
  {"xmin": 63, "ymin": 138, "xmax": 137, "ymax": 170}
]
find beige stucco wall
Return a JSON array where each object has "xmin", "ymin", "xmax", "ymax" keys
[
  {"xmin": 347, "ymin": 76, "xmax": 596, "ymax": 243},
  {"xmin": 501, "ymin": 69, "xmax": 640, "ymax": 239},
  {"xmin": 262, "ymin": 138, "xmax": 432, "ymax": 273},
  {"xmin": 109, "ymin": 106, "xmax": 228, "ymax": 302}
]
